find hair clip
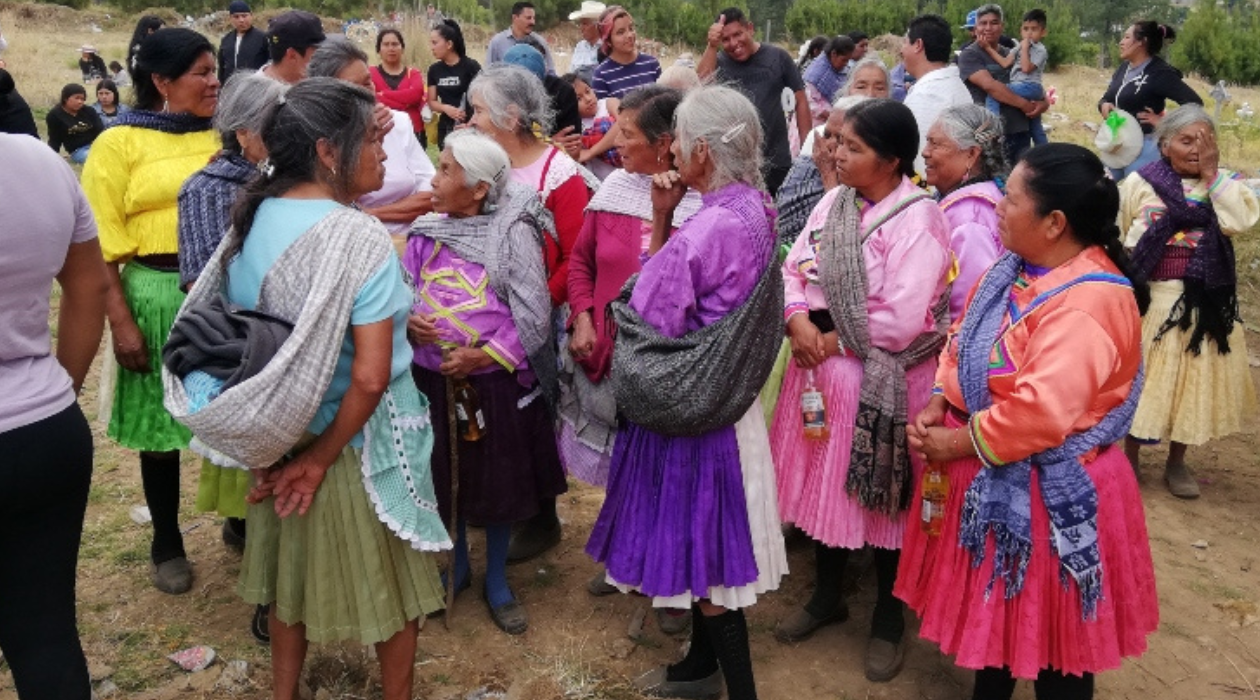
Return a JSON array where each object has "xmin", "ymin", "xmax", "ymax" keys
[
  {"xmin": 258, "ymin": 158, "xmax": 276, "ymax": 178},
  {"xmin": 720, "ymin": 122, "xmax": 747, "ymax": 144}
]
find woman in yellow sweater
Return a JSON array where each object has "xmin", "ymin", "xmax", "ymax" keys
[{"xmin": 82, "ymin": 27, "xmax": 220, "ymax": 595}]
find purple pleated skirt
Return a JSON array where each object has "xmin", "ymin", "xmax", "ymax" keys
[{"xmin": 585, "ymin": 420, "xmax": 760, "ymax": 600}]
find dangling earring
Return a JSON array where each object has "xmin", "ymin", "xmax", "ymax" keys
[
  {"xmin": 160, "ymin": 93, "xmax": 169, "ymax": 112},
  {"xmin": 331, "ymin": 168, "xmax": 337, "ymax": 178}
]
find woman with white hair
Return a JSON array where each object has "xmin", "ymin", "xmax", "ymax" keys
[
  {"xmin": 1119, "ymin": 104, "xmax": 1259, "ymax": 498},
  {"xmin": 841, "ymin": 57, "xmax": 891, "ymax": 99},
  {"xmin": 468, "ymin": 63, "xmax": 594, "ymax": 562},
  {"xmin": 921, "ymin": 103, "xmax": 1009, "ymax": 320},
  {"xmin": 404, "ymin": 130, "xmax": 566, "ymax": 635},
  {"xmin": 586, "ymin": 85, "xmax": 786, "ymax": 700}
]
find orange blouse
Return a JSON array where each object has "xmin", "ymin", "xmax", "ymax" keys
[{"xmin": 936, "ymin": 246, "xmax": 1143, "ymax": 466}]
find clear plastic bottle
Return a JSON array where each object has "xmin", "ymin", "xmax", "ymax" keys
[{"xmin": 801, "ymin": 369, "xmax": 829, "ymax": 441}]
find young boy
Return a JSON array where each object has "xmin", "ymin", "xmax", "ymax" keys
[{"xmin": 984, "ymin": 8, "xmax": 1049, "ymax": 145}]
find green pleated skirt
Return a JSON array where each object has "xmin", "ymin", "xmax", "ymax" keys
[
  {"xmin": 107, "ymin": 262, "xmax": 192, "ymax": 451},
  {"xmin": 196, "ymin": 460, "xmax": 250, "ymax": 519},
  {"xmin": 239, "ymin": 444, "xmax": 446, "ymax": 645}
]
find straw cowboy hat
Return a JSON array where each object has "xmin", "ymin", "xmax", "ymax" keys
[
  {"xmin": 80, "ymin": 44, "xmax": 99, "ymax": 54},
  {"xmin": 569, "ymin": 1, "xmax": 606, "ymax": 21},
  {"xmin": 1094, "ymin": 108, "xmax": 1144, "ymax": 170}
]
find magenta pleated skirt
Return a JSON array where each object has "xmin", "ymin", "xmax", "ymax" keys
[
  {"xmin": 894, "ymin": 414, "xmax": 1160, "ymax": 679},
  {"xmin": 770, "ymin": 354, "xmax": 936, "ymax": 549}
]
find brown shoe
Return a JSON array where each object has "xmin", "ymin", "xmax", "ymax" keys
[
  {"xmin": 632, "ymin": 666, "xmax": 722, "ymax": 699},
  {"xmin": 864, "ymin": 637, "xmax": 905, "ymax": 682},
  {"xmin": 1165, "ymin": 462, "xmax": 1200, "ymax": 499},
  {"xmin": 773, "ymin": 602, "xmax": 848, "ymax": 644}
]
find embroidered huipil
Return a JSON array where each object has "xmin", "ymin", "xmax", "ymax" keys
[
  {"xmin": 1119, "ymin": 169, "xmax": 1259, "ymax": 251},
  {"xmin": 403, "ymin": 237, "xmax": 533, "ymax": 385},
  {"xmin": 782, "ymin": 179, "xmax": 952, "ymax": 352},
  {"xmin": 936, "ymin": 246, "xmax": 1142, "ymax": 466},
  {"xmin": 939, "ymin": 180, "xmax": 1005, "ymax": 320}
]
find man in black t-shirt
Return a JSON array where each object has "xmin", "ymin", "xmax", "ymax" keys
[
  {"xmin": 697, "ymin": 7, "xmax": 808, "ymax": 196},
  {"xmin": 956, "ymin": 4, "xmax": 1046, "ymax": 163}
]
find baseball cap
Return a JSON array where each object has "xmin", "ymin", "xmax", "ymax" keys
[
  {"xmin": 503, "ymin": 44, "xmax": 545, "ymax": 80},
  {"xmin": 228, "ymin": 1, "xmax": 250, "ymax": 13},
  {"xmin": 961, "ymin": 10, "xmax": 978, "ymax": 29},
  {"xmin": 268, "ymin": 10, "xmax": 325, "ymax": 50}
]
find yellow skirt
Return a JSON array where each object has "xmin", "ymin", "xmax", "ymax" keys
[{"xmin": 1129, "ymin": 280, "xmax": 1258, "ymax": 445}]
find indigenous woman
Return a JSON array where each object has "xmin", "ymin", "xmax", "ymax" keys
[
  {"xmin": 803, "ymin": 36, "xmax": 854, "ymax": 128},
  {"xmin": 208, "ymin": 79, "xmax": 446, "ymax": 700},
  {"xmin": 404, "ymin": 130, "xmax": 566, "ymax": 635},
  {"xmin": 564, "ymin": 85, "xmax": 701, "ymax": 634},
  {"xmin": 590, "ymin": 6, "xmax": 661, "ymax": 100},
  {"xmin": 427, "ymin": 20, "xmax": 480, "ymax": 150},
  {"xmin": 0, "ymin": 133, "xmax": 109, "ymax": 700},
  {"xmin": 586, "ymin": 85, "xmax": 787, "ymax": 700},
  {"xmin": 898, "ymin": 142, "xmax": 1159, "ymax": 699},
  {"xmin": 371, "ymin": 29, "xmax": 427, "ymax": 146},
  {"xmin": 309, "ymin": 40, "xmax": 436, "ymax": 238},
  {"xmin": 841, "ymin": 57, "xmax": 891, "ymax": 99},
  {"xmin": 921, "ymin": 103, "xmax": 1008, "ymax": 320},
  {"xmin": 1098, "ymin": 21, "xmax": 1202, "ymax": 179},
  {"xmin": 468, "ymin": 64, "xmax": 594, "ymax": 561},
  {"xmin": 769, "ymin": 98, "xmax": 952, "ymax": 683},
  {"xmin": 175, "ymin": 70, "xmax": 286, "ymax": 642},
  {"xmin": 775, "ymin": 95, "xmax": 867, "ymax": 251},
  {"xmin": 1120, "ymin": 105, "xmax": 1259, "ymax": 499},
  {"xmin": 82, "ymin": 27, "xmax": 220, "ymax": 595}
]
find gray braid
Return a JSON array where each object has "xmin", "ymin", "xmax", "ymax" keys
[{"xmin": 935, "ymin": 103, "xmax": 1009, "ymax": 182}]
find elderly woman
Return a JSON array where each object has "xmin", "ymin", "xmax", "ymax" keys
[
  {"xmin": 590, "ymin": 6, "xmax": 662, "ymax": 100},
  {"xmin": 1098, "ymin": 21, "xmax": 1202, "ymax": 179},
  {"xmin": 922, "ymin": 103, "xmax": 1009, "ymax": 320},
  {"xmin": 82, "ymin": 27, "xmax": 220, "ymax": 595},
  {"xmin": 769, "ymin": 99, "xmax": 952, "ymax": 683},
  {"xmin": 1119, "ymin": 105, "xmax": 1259, "ymax": 499},
  {"xmin": 841, "ymin": 57, "xmax": 891, "ymax": 99},
  {"xmin": 775, "ymin": 94, "xmax": 868, "ymax": 249},
  {"xmin": 309, "ymin": 40, "xmax": 435, "ymax": 238},
  {"xmin": 586, "ymin": 85, "xmax": 787, "ymax": 700},
  {"xmin": 469, "ymin": 63, "xmax": 594, "ymax": 561},
  {"xmin": 175, "ymin": 69, "xmax": 286, "ymax": 641},
  {"xmin": 803, "ymin": 35, "xmax": 855, "ymax": 127},
  {"xmin": 0, "ymin": 133, "xmax": 109, "ymax": 700},
  {"xmin": 898, "ymin": 143, "xmax": 1159, "ymax": 700},
  {"xmin": 564, "ymin": 86, "xmax": 701, "ymax": 633},
  {"xmin": 403, "ymin": 130, "xmax": 566, "ymax": 635},
  {"xmin": 196, "ymin": 78, "xmax": 446, "ymax": 700}
]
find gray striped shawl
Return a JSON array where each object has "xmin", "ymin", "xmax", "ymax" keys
[{"xmin": 163, "ymin": 206, "xmax": 396, "ymax": 469}]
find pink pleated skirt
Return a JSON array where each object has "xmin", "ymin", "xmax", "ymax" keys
[
  {"xmin": 895, "ymin": 414, "xmax": 1160, "ymax": 679},
  {"xmin": 769, "ymin": 354, "xmax": 936, "ymax": 550}
]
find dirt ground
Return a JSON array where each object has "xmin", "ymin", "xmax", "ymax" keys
[{"xmin": 0, "ymin": 345, "xmax": 1258, "ymax": 700}]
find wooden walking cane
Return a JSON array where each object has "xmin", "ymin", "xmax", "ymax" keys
[{"xmin": 443, "ymin": 365, "xmax": 461, "ymax": 630}]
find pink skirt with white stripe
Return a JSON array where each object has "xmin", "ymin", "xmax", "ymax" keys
[{"xmin": 769, "ymin": 354, "xmax": 937, "ymax": 550}]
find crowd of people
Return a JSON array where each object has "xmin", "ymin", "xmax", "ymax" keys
[{"xmin": 0, "ymin": 3, "xmax": 1255, "ymax": 700}]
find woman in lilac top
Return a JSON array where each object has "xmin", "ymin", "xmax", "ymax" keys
[
  {"xmin": 585, "ymin": 85, "xmax": 787, "ymax": 700},
  {"xmin": 921, "ymin": 103, "xmax": 1009, "ymax": 320},
  {"xmin": 403, "ymin": 130, "xmax": 566, "ymax": 636},
  {"xmin": 0, "ymin": 133, "xmax": 109, "ymax": 700}
]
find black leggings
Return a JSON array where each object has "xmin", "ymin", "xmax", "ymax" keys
[
  {"xmin": 973, "ymin": 666, "xmax": 1095, "ymax": 700},
  {"xmin": 0, "ymin": 404, "xmax": 93, "ymax": 700}
]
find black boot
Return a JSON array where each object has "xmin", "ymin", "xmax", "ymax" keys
[
  {"xmin": 865, "ymin": 548, "xmax": 906, "ymax": 682},
  {"xmin": 774, "ymin": 542, "xmax": 850, "ymax": 643},
  {"xmin": 506, "ymin": 496, "xmax": 561, "ymax": 564},
  {"xmin": 973, "ymin": 667, "xmax": 1017, "ymax": 700},
  {"xmin": 633, "ymin": 606, "xmax": 721, "ymax": 699}
]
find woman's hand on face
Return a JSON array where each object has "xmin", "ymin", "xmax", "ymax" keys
[
  {"xmin": 651, "ymin": 170, "xmax": 686, "ymax": 215},
  {"xmin": 111, "ymin": 318, "xmax": 151, "ymax": 373},
  {"xmin": 439, "ymin": 346, "xmax": 492, "ymax": 378},
  {"xmin": 787, "ymin": 314, "xmax": 826, "ymax": 370},
  {"xmin": 407, "ymin": 313, "xmax": 441, "ymax": 345},
  {"xmin": 568, "ymin": 312, "xmax": 597, "ymax": 359},
  {"xmin": 553, "ymin": 126, "xmax": 582, "ymax": 160},
  {"xmin": 1196, "ymin": 125, "xmax": 1220, "ymax": 182},
  {"xmin": 373, "ymin": 103, "xmax": 396, "ymax": 137},
  {"xmin": 271, "ymin": 453, "xmax": 331, "ymax": 518}
]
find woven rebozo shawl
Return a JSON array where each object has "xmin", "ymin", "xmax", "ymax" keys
[
  {"xmin": 408, "ymin": 182, "xmax": 559, "ymax": 406},
  {"xmin": 163, "ymin": 206, "xmax": 395, "ymax": 469}
]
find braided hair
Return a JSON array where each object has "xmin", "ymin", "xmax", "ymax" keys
[
  {"xmin": 1017, "ymin": 143, "xmax": 1151, "ymax": 312},
  {"xmin": 935, "ymin": 103, "xmax": 1009, "ymax": 188}
]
